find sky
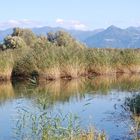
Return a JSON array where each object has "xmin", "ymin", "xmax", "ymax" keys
[{"xmin": 0, "ymin": 0, "xmax": 140, "ymax": 30}]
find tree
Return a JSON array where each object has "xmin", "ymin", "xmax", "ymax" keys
[
  {"xmin": 47, "ymin": 32, "xmax": 56, "ymax": 43},
  {"xmin": 0, "ymin": 44, "xmax": 3, "ymax": 51},
  {"xmin": 35, "ymin": 35, "xmax": 49, "ymax": 48},
  {"xmin": 47, "ymin": 31, "xmax": 85, "ymax": 49},
  {"xmin": 12, "ymin": 28, "xmax": 37, "ymax": 47},
  {"xmin": 4, "ymin": 36, "xmax": 26, "ymax": 49}
]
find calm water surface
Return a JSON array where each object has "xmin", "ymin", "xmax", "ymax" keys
[{"xmin": 0, "ymin": 74, "xmax": 140, "ymax": 140}]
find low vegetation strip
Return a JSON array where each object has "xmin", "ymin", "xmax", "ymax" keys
[{"xmin": 0, "ymin": 28, "xmax": 140, "ymax": 81}]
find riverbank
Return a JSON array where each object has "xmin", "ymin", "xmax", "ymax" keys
[
  {"xmin": 0, "ymin": 28, "xmax": 140, "ymax": 81},
  {"xmin": 9, "ymin": 48, "xmax": 140, "ymax": 82}
]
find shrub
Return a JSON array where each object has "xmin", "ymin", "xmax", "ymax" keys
[
  {"xmin": 4, "ymin": 36, "xmax": 27, "ymax": 49},
  {"xmin": 12, "ymin": 27, "xmax": 37, "ymax": 47},
  {"xmin": 47, "ymin": 31, "xmax": 85, "ymax": 49}
]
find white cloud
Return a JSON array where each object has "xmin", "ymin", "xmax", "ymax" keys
[
  {"xmin": 0, "ymin": 19, "xmax": 90, "ymax": 31},
  {"xmin": 56, "ymin": 18, "xmax": 64, "ymax": 24},
  {"xmin": 55, "ymin": 18, "xmax": 89, "ymax": 30},
  {"xmin": 74, "ymin": 23, "xmax": 87, "ymax": 30},
  {"xmin": 0, "ymin": 19, "xmax": 45, "ymax": 30}
]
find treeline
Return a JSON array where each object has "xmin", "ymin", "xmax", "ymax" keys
[{"xmin": 0, "ymin": 28, "xmax": 140, "ymax": 81}]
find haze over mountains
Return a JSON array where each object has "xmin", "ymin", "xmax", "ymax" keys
[{"xmin": 0, "ymin": 25, "xmax": 140, "ymax": 48}]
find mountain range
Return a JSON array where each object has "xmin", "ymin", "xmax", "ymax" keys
[{"xmin": 0, "ymin": 25, "xmax": 140, "ymax": 48}]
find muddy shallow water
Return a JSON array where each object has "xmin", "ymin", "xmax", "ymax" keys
[{"xmin": 0, "ymin": 74, "xmax": 140, "ymax": 140}]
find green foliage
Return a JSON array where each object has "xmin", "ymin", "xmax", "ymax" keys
[
  {"xmin": 0, "ymin": 50, "xmax": 14, "ymax": 71},
  {"xmin": 12, "ymin": 27, "xmax": 37, "ymax": 47},
  {"xmin": 13, "ymin": 46, "xmax": 140, "ymax": 80},
  {"xmin": 35, "ymin": 35, "xmax": 49, "ymax": 48},
  {"xmin": 13, "ymin": 44, "xmax": 87, "ymax": 79},
  {"xmin": 47, "ymin": 31, "xmax": 85, "ymax": 49},
  {"xmin": 4, "ymin": 36, "xmax": 27, "ymax": 49},
  {"xmin": 119, "ymin": 49, "xmax": 140, "ymax": 65}
]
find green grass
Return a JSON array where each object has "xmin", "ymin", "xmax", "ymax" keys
[
  {"xmin": 0, "ymin": 47, "xmax": 29, "ymax": 80},
  {"xmin": 13, "ymin": 46, "xmax": 140, "ymax": 80},
  {"xmin": 0, "ymin": 50, "xmax": 14, "ymax": 80}
]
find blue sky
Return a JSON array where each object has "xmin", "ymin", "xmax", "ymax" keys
[{"xmin": 0, "ymin": 0, "xmax": 140, "ymax": 30}]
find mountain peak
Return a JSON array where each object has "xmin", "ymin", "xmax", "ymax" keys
[
  {"xmin": 105, "ymin": 25, "xmax": 123, "ymax": 34},
  {"xmin": 107, "ymin": 25, "xmax": 121, "ymax": 30}
]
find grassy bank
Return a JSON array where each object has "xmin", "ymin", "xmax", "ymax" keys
[
  {"xmin": 14, "ymin": 47, "xmax": 140, "ymax": 81},
  {"xmin": 0, "ymin": 28, "xmax": 140, "ymax": 81}
]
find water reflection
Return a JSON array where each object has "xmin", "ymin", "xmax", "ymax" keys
[
  {"xmin": 0, "ymin": 74, "xmax": 140, "ymax": 139},
  {"xmin": 12, "ymin": 74, "xmax": 140, "ymax": 100},
  {"xmin": 0, "ymin": 74, "xmax": 140, "ymax": 106},
  {"xmin": 0, "ymin": 82, "xmax": 14, "ymax": 104}
]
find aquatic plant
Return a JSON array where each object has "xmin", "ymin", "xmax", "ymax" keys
[{"xmin": 13, "ymin": 93, "xmax": 106, "ymax": 140}]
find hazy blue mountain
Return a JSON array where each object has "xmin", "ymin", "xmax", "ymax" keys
[
  {"xmin": 32, "ymin": 26, "xmax": 103, "ymax": 42},
  {"xmin": 32, "ymin": 26, "xmax": 64, "ymax": 35},
  {"xmin": 126, "ymin": 26, "xmax": 140, "ymax": 34},
  {"xmin": 85, "ymin": 25, "xmax": 140, "ymax": 48},
  {"xmin": 68, "ymin": 29, "xmax": 104, "ymax": 42},
  {"xmin": 0, "ymin": 28, "xmax": 13, "ymax": 42}
]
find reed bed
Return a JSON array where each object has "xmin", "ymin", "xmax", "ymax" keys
[
  {"xmin": 0, "ymin": 28, "xmax": 140, "ymax": 81},
  {"xmin": 14, "ymin": 46, "xmax": 140, "ymax": 81}
]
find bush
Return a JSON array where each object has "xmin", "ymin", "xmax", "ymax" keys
[
  {"xmin": 47, "ymin": 31, "xmax": 85, "ymax": 49},
  {"xmin": 4, "ymin": 36, "xmax": 27, "ymax": 49},
  {"xmin": 12, "ymin": 28, "xmax": 37, "ymax": 47}
]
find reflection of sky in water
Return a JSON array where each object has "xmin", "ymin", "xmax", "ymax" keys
[
  {"xmin": 51, "ymin": 91, "xmax": 133, "ymax": 140},
  {"xmin": 0, "ymin": 75, "xmax": 140, "ymax": 140}
]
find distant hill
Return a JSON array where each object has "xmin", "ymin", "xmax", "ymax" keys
[
  {"xmin": 0, "ymin": 28, "xmax": 13, "ymax": 42},
  {"xmin": 1, "ymin": 25, "xmax": 140, "ymax": 48},
  {"xmin": 68, "ymin": 29, "xmax": 104, "ymax": 42},
  {"xmin": 85, "ymin": 25, "xmax": 140, "ymax": 48},
  {"xmin": 0, "ymin": 26, "xmax": 103, "ymax": 44},
  {"xmin": 32, "ymin": 26, "xmax": 103, "ymax": 42}
]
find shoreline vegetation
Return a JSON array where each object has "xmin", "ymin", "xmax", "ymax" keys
[{"xmin": 0, "ymin": 28, "xmax": 140, "ymax": 81}]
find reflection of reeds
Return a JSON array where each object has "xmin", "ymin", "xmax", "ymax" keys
[
  {"xmin": 115, "ymin": 74, "xmax": 140, "ymax": 91},
  {"xmin": 88, "ymin": 74, "xmax": 140, "ymax": 93},
  {"xmin": 12, "ymin": 74, "xmax": 140, "ymax": 104},
  {"xmin": 39, "ymin": 76, "xmax": 116, "ymax": 98},
  {"xmin": 88, "ymin": 76, "xmax": 116, "ymax": 94},
  {"xmin": 47, "ymin": 79, "xmax": 86, "ymax": 95},
  {"xmin": 117, "ymin": 74, "xmax": 140, "ymax": 82},
  {"xmin": 0, "ymin": 82, "xmax": 14, "ymax": 104},
  {"xmin": 35, "ymin": 78, "xmax": 88, "ymax": 102}
]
